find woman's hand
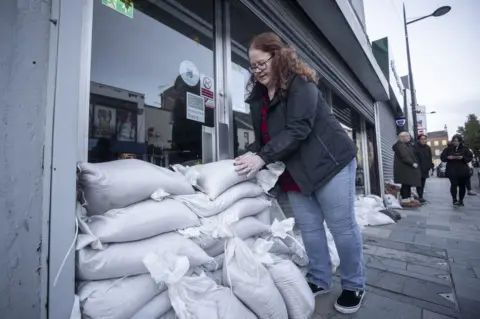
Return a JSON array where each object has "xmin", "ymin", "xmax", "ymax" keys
[
  {"xmin": 413, "ymin": 163, "xmax": 418, "ymax": 168},
  {"xmin": 234, "ymin": 154, "xmax": 266, "ymax": 178}
]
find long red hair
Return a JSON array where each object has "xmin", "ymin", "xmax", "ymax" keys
[{"xmin": 247, "ymin": 32, "xmax": 318, "ymax": 95}]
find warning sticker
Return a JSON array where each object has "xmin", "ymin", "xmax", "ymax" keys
[
  {"xmin": 200, "ymin": 74, "xmax": 215, "ymax": 108},
  {"xmin": 186, "ymin": 92, "xmax": 205, "ymax": 123}
]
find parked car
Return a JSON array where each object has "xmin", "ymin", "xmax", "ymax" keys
[{"xmin": 437, "ymin": 162, "xmax": 447, "ymax": 177}]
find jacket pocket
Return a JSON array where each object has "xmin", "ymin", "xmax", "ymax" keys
[{"xmin": 316, "ymin": 135, "xmax": 339, "ymax": 166}]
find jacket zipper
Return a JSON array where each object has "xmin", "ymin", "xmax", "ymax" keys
[{"xmin": 316, "ymin": 135, "xmax": 339, "ymax": 166}]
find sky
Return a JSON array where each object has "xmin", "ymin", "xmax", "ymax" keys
[{"xmin": 363, "ymin": 0, "xmax": 480, "ymax": 137}]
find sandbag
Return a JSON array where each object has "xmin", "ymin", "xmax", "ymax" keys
[
  {"xmin": 83, "ymin": 199, "xmax": 199, "ymax": 245},
  {"xmin": 380, "ymin": 208, "xmax": 402, "ymax": 222},
  {"xmin": 203, "ymin": 217, "xmax": 270, "ymax": 256},
  {"xmin": 222, "ymin": 237, "xmax": 288, "ymax": 319},
  {"xmin": 173, "ymin": 160, "xmax": 253, "ymax": 199},
  {"xmin": 159, "ymin": 310, "xmax": 177, "ymax": 319},
  {"xmin": 78, "ymin": 159, "xmax": 194, "ymax": 215},
  {"xmin": 77, "ymin": 232, "xmax": 215, "ymax": 280},
  {"xmin": 266, "ymin": 256, "xmax": 315, "ymax": 319},
  {"xmin": 383, "ymin": 194, "xmax": 402, "ymax": 210},
  {"xmin": 157, "ymin": 182, "xmax": 264, "ymax": 217},
  {"xmin": 131, "ymin": 290, "xmax": 171, "ymax": 319},
  {"xmin": 78, "ymin": 274, "xmax": 164, "ymax": 319},
  {"xmin": 325, "ymin": 223, "xmax": 340, "ymax": 273},
  {"xmin": 143, "ymin": 253, "xmax": 257, "ymax": 319}
]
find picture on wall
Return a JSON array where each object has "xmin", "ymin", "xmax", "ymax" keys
[
  {"xmin": 93, "ymin": 105, "xmax": 116, "ymax": 138},
  {"xmin": 116, "ymin": 109, "xmax": 137, "ymax": 142}
]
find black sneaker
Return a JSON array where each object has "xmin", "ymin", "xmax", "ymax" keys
[
  {"xmin": 308, "ymin": 282, "xmax": 331, "ymax": 297},
  {"xmin": 334, "ymin": 290, "xmax": 365, "ymax": 314},
  {"xmin": 418, "ymin": 198, "xmax": 426, "ymax": 203},
  {"xmin": 458, "ymin": 201, "xmax": 464, "ymax": 207},
  {"xmin": 453, "ymin": 200, "xmax": 460, "ymax": 206}
]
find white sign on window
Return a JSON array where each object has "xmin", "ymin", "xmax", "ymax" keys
[
  {"xmin": 232, "ymin": 68, "xmax": 248, "ymax": 113},
  {"xmin": 186, "ymin": 92, "xmax": 205, "ymax": 123}
]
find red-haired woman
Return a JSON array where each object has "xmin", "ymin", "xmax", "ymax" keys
[{"xmin": 235, "ymin": 32, "xmax": 365, "ymax": 314}]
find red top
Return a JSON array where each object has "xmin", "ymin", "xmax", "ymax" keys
[{"xmin": 260, "ymin": 94, "xmax": 301, "ymax": 192}]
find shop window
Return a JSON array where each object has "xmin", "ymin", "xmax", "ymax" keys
[
  {"xmin": 442, "ymin": 140, "xmax": 447, "ymax": 146},
  {"xmin": 88, "ymin": 0, "xmax": 214, "ymax": 165},
  {"xmin": 434, "ymin": 141, "xmax": 439, "ymax": 146},
  {"xmin": 435, "ymin": 149, "xmax": 441, "ymax": 156},
  {"xmin": 229, "ymin": 0, "xmax": 273, "ymax": 157},
  {"xmin": 366, "ymin": 123, "xmax": 380, "ymax": 195}
]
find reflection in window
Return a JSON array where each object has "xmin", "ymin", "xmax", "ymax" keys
[
  {"xmin": 434, "ymin": 141, "xmax": 439, "ymax": 146},
  {"xmin": 435, "ymin": 149, "xmax": 441, "ymax": 156},
  {"xmin": 441, "ymin": 140, "xmax": 447, "ymax": 146},
  {"xmin": 89, "ymin": 0, "xmax": 214, "ymax": 166}
]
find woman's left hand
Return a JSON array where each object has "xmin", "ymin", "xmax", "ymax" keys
[{"xmin": 234, "ymin": 154, "xmax": 265, "ymax": 178}]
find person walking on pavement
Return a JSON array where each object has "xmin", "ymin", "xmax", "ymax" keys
[
  {"xmin": 234, "ymin": 32, "xmax": 366, "ymax": 314},
  {"xmin": 440, "ymin": 134, "xmax": 474, "ymax": 206},
  {"xmin": 415, "ymin": 135, "xmax": 434, "ymax": 203},
  {"xmin": 393, "ymin": 132, "xmax": 422, "ymax": 208}
]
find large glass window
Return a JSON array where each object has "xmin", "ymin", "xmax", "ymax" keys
[{"xmin": 88, "ymin": 0, "xmax": 214, "ymax": 166}]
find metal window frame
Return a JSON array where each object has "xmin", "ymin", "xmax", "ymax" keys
[
  {"xmin": 359, "ymin": 116, "xmax": 371, "ymax": 195},
  {"xmin": 374, "ymin": 103, "xmax": 385, "ymax": 195}
]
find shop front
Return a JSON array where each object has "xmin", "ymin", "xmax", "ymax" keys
[{"xmin": 43, "ymin": 0, "xmax": 389, "ymax": 317}]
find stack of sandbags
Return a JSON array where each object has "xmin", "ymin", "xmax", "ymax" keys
[
  {"xmin": 75, "ymin": 158, "xmax": 315, "ymax": 319},
  {"xmin": 76, "ymin": 160, "xmax": 217, "ymax": 319}
]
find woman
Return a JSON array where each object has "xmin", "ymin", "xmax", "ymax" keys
[
  {"xmin": 392, "ymin": 132, "xmax": 422, "ymax": 207},
  {"xmin": 234, "ymin": 32, "xmax": 365, "ymax": 314},
  {"xmin": 440, "ymin": 135, "xmax": 473, "ymax": 206},
  {"xmin": 414, "ymin": 134, "xmax": 434, "ymax": 202}
]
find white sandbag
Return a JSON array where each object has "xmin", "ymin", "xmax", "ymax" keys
[
  {"xmin": 83, "ymin": 199, "xmax": 199, "ymax": 245},
  {"xmin": 179, "ymin": 198, "xmax": 271, "ymax": 250},
  {"xmin": 366, "ymin": 194, "xmax": 386, "ymax": 209},
  {"xmin": 159, "ymin": 309, "xmax": 177, "ymax": 319},
  {"xmin": 222, "ymin": 237, "xmax": 288, "ymax": 319},
  {"xmin": 206, "ymin": 269, "xmax": 223, "ymax": 285},
  {"xmin": 266, "ymin": 219, "xmax": 309, "ymax": 267},
  {"xmin": 383, "ymin": 194, "xmax": 402, "ymax": 210},
  {"xmin": 78, "ymin": 274, "xmax": 164, "ymax": 319},
  {"xmin": 152, "ymin": 182, "xmax": 264, "ymax": 217},
  {"xmin": 367, "ymin": 210, "xmax": 395, "ymax": 226},
  {"xmin": 252, "ymin": 239, "xmax": 314, "ymax": 319},
  {"xmin": 77, "ymin": 232, "xmax": 215, "ymax": 280},
  {"xmin": 78, "ymin": 159, "xmax": 194, "ymax": 215},
  {"xmin": 173, "ymin": 160, "xmax": 253, "ymax": 199},
  {"xmin": 70, "ymin": 295, "xmax": 81, "ymax": 319},
  {"xmin": 131, "ymin": 290, "xmax": 171, "ymax": 319},
  {"xmin": 143, "ymin": 253, "xmax": 257, "ymax": 319}
]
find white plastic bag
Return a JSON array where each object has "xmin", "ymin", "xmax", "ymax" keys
[
  {"xmin": 143, "ymin": 253, "xmax": 257, "ymax": 319},
  {"xmin": 252, "ymin": 239, "xmax": 315, "ymax": 319},
  {"xmin": 78, "ymin": 274, "xmax": 164, "ymax": 319},
  {"xmin": 78, "ymin": 159, "xmax": 194, "ymax": 215},
  {"xmin": 131, "ymin": 290, "xmax": 171, "ymax": 319},
  {"xmin": 325, "ymin": 223, "xmax": 340, "ymax": 273},
  {"xmin": 383, "ymin": 194, "xmax": 402, "ymax": 210},
  {"xmin": 174, "ymin": 160, "xmax": 253, "ymax": 199},
  {"xmin": 77, "ymin": 232, "xmax": 215, "ymax": 280},
  {"xmin": 152, "ymin": 182, "xmax": 264, "ymax": 217},
  {"xmin": 222, "ymin": 237, "xmax": 288, "ymax": 319},
  {"xmin": 82, "ymin": 199, "xmax": 199, "ymax": 245},
  {"xmin": 159, "ymin": 309, "xmax": 177, "ymax": 319}
]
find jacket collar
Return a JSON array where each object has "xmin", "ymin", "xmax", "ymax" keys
[{"xmin": 245, "ymin": 74, "xmax": 297, "ymax": 105}]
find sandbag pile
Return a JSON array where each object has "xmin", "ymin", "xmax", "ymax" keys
[
  {"xmin": 355, "ymin": 194, "xmax": 397, "ymax": 228},
  {"xmin": 74, "ymin": 158, "xmax": 314, "ymax": 319}
]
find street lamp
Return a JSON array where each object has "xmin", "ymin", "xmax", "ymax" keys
[{"xmin": 403, "ymin": 5, "xmax": 451, "ymax": 139}]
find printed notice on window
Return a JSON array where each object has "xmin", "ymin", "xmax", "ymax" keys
[{"xmin": 186, "ymin": 92, "xmax": 205, "ymax": 123}]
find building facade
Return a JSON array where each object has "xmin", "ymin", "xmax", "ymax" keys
[
  {"xmin": 0, "ymin": 0, "xmax": 389, "ymax": 318},
  {"xmin": 427, "ymin": 129, "xmax": 449, "ymax": 166}
]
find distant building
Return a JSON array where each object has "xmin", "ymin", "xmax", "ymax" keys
[{"xmin": 426, "ymin": 128, "xmax": 449, "ymax": 166}]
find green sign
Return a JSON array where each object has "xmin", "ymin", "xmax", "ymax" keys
[{"xmin": 102, "ymin": 0, "xmax": 134, "ymax": 19}]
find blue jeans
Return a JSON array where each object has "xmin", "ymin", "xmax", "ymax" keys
[{"xmin": 287, "ymin": 159, "xmax": 365, "ymax": 291}]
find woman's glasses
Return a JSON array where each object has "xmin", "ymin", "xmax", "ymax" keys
[{"xmin": 249, "ymin": 55, "xmax": 273, "ymax": 72}]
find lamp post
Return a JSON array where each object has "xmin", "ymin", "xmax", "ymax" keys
[{"xmin": 403, "ymin": 4, "xmax": 451, "ymax": 139}]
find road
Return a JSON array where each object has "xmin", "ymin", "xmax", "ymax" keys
[{"xmin": 314, "ymin": 175, "xmax": 480, "ymax": 319}]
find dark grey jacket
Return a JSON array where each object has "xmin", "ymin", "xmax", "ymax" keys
[
  {"xmin": 246, "ymin": 75, "xmax": 357, "ymax": 195},
  {"xmin": 393, "ymin": 141, "xmax": 422, "ymax": 187}
]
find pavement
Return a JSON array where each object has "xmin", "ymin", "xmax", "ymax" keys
[{"xmin": 314, "ymin": 172, "xmax": 480, "ymax": 319}]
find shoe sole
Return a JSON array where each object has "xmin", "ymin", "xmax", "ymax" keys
[{"xmin": 334, "ymin": 292, "xmax": 365, "ymax": 314}]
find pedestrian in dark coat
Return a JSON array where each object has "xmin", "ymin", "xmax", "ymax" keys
[
  {"xmin": 414, "ymin": 134, "xmax": 434, "ymax": 202},
  {"xmin": 393, "ymin": 132, "xmax": 421, "ymax": 207},
  {"xmin": 440, "ymin": 134, "xmax": 473, "ymax": 206}
]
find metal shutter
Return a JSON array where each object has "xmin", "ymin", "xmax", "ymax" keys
[{"xmin": 378, "ymin": 104, "xmax": 397, "ymax": 182}]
